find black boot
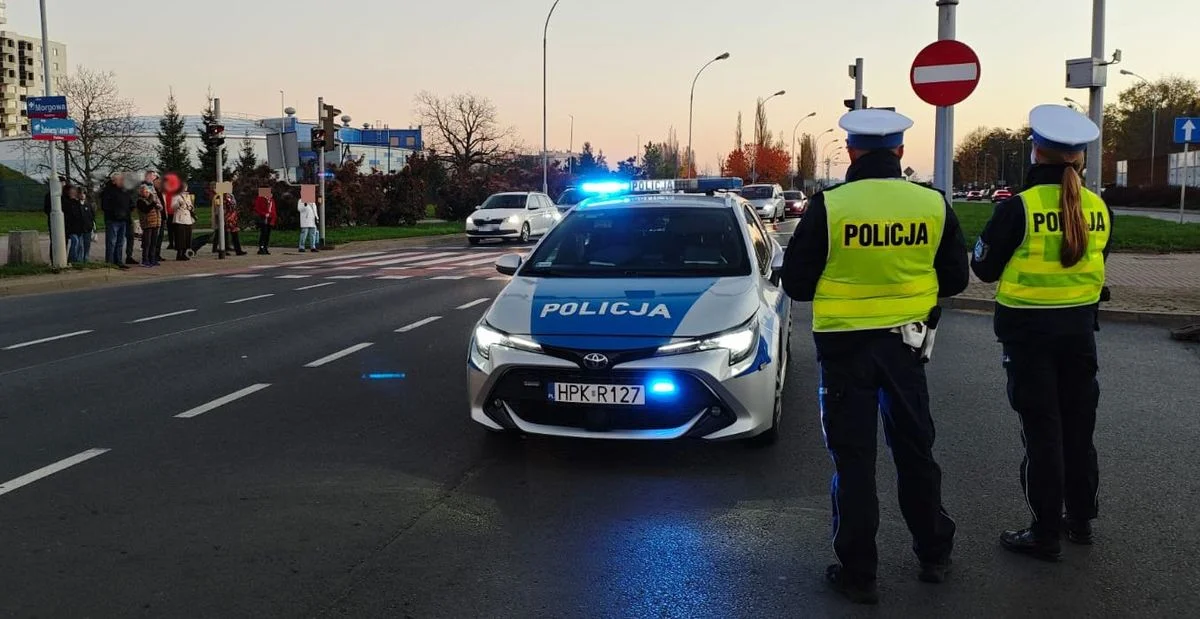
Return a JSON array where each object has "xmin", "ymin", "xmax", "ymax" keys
[
  {"xmin": 1062, "ymin": 516, "xmax": 1094, "ymax": 545},
  {"xmin": 824, "ymin": 564, "xmax": 879, "ymax": 605},
  {"xmin": 1000, "ymin": 529, "xmax": 1062, "ymax": 562},
  {"xmin": 918, "ymin": 557, "xmax": 953, "ymax": 584}
]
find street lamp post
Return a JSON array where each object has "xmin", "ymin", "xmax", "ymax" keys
[
  {"xmin": 542, "ymin": 0, "xmax": 562, "ymax": 194},
  {"xmin": 568, "ymin": 114, "xmax": 574, "ymax": 177},
  {"xmin": 751, "ymin": 90, "xmax": 785, "ymax": 183},
  {"xmin": 790, "ymin": 112, "xmax": 816, "ymax": 188},
  {"xmin": 687, "ymin": 52, "xmax": 730, "ymax": 179},
  {"xmin": 39, "ymin": 0, "xmax": 65, "ymax": 268},
  {"xmin": 1121, "ymin": 69, "xmax": 1158, "ymax": 185}
]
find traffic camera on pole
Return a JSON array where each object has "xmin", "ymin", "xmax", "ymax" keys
[{"xmin": 321, "ymin": 103, "xmax": 341, "ymax": 153}]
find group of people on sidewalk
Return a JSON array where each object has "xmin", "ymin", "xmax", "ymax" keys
[
  {"xmin": 44, "ymin": 184, "xmax": 97, "ymax": 263},
  {"xmin": 98, "ymin": 172, "xmax": 197, "ymax": 269}
]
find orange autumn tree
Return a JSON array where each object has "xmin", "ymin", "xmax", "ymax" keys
[
  {"xmin": 721, "ymin": 144, "xmax": 790, "ymax": 184},
  {"xmin": 721, "ymin": 148, "xmax": 750, "ymax": 180}
]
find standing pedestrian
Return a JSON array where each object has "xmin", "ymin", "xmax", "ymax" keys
[
  {"xmin": 99, "ymin": 173, "xmax": 133, "ymax": 270},
  {"xmin": 61, "ymin": 184, "xmax": 86, "ymax": 263},
  {"xmin": 76, "ymin": 186, "xmax": 96, "ymax": 262},
  {"xmin": 161, "ymin": 172, "xmax": 183, "ymax": 255},
  {"xmin": 253, "ymin": 188, "xmax": 277, "ymax": 255},
  {"xmin": 970, "ymin": 105, "xmax": 1112, "ymax": 561},
  {"xmin": 297, "ymin": 195, "xmax": 319, "ymax": 252},
  {"xmin": 145, "ymin": 172, "xmax": 169, "ymax": 262},
  {"xmin": 223, "ymin": 193, "xmax": 247, "ymax": 256},
  {"xmin": 781, "ymin": 109, "xmax": 969, "ymax": 604},
  {"xmin": 172, "ymin": 189, "xmax": 196, "ymax": 261},
  {"xmin": 135, "ymin": 185, "xmax": 162, "ymax": 267}
]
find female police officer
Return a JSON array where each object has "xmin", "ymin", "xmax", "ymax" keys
[{"xmin": 971, "ymin": 104, "xmax": 1112, "ymax": 562}]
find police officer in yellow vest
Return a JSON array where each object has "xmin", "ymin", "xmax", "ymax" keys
[
  {"xmin": 971, "ymin": 104, "xmax": 1112, "ymax": 561},
  {"xmin": 782, "ymin": 109, "xmax": 969, "ymax": 604}
]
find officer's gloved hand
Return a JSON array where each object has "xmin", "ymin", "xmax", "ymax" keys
[{"xmin": 1100, "ymin": 286, "xmax": 1112, "ymax": 303}]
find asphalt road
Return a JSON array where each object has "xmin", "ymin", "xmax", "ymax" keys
[{"xmin": 2, "ymin": 225, "xmax": 1199, "ymax": 618}]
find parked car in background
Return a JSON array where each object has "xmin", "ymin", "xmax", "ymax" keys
[
  {"xmin": 741, "ymin": 183, "xmax": 786, "ymax": 222},
  {"xmin": 782, "ymin": 190, "xmax": 808, "ymax": 218},
  {"xmin": 465, "ymin": 192, "xmax": 560, "ymax": 245},
  {"xmin": 555, "ymin": 187, "xmax": 586, "ymax": 214},
  {"xmin": 966, "ymin": 190, "xmax": 983, "ymax": 200},
  {"xmin": 991, "ymin": 188, "xmax": 1013, "ymax": 202}
]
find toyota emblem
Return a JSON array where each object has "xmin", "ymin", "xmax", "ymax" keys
[{"xmin": 582, "ymin": 353, "xmax": 610, "ymax": 370}]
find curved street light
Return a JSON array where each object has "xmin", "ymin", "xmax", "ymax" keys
[
  {"xmin": 1121, "ymin": 69, "xmax": 1158, "ymax": 185},
  {"xmin": 686, "ymin": 52, "xmax": 730, "ymax": 179},
  {"xmin": 1064, "ymin": 97, "xmax": 1087, "ymax": 113},
  {"xmin": 542, "ymin": 0, "xmax": 563, "ymax": 194},
  {"xmin": 790, "ymin": 112, "xmax": 816, "ymax": 188},
  {"xmin": 751, "ymin": 90, "xmax": 786, "ymax": 182}
]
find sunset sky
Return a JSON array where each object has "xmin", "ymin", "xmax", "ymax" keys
[{"xmin": 7, "ymin": 0, "xmax": 1196, "ymax": 178}]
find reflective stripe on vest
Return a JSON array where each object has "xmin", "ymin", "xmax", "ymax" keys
[
  {"xmin": 996, "ymin": 185, "xmax": 1109, "ymax": 309},
  {"xmin": 813, "ymin": 179, "xmax": 944, "ymax": 332}
]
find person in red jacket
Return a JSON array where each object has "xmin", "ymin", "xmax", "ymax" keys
[{"xmin": 253, "ymin": 188, "xmax": 278, "ymax": 255}]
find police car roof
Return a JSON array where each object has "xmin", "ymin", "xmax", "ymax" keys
[{"xmin": 578, "ymin": 193, "xmax": 739, "ymax": 210}]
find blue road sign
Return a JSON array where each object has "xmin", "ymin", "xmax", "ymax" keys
[
  {"xmin": 1174, "ymin": 117, "xmax": 1200, "ymax": 144},
  {"xmin": 27, "ymin": 96, "xmax": 68, "ymax": 119},
  {"xmin": 31, "ymin": 118, "xmax": 77, "ymax": 141}
]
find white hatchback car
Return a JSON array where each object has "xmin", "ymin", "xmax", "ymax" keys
[
  {"xmin": 466, "ymin": 192, "xmax": 561, "ymax": 245},
  {"xmin": 741, "ymin": 184, "xmax": 786, "ymax": 223}
]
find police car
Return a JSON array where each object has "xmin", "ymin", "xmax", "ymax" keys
[{"xmin": 467, "ymin": 177, "xmax": 792, "ymax": 445}]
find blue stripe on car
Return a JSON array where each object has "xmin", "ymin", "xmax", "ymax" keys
[{"xmin": 530, "ymin": 278, "xmax": 720, "ymax": 349}]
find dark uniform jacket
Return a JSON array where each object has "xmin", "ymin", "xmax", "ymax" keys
[{"xmin": 781, "ymin": 150, "xmax": 969, "ymax": 357}]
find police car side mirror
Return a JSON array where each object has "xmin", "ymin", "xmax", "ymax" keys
[
  {"xmin": 496, "ymin": 254, "xmax": 522, "ymax": 276},
  {"xmin": 769, "ymin": 245, "xmax": 785, "ymax": 285}
]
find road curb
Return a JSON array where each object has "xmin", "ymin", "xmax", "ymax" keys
[{"xmin": 945, "ymin": 296, "xmax": 1200, "ymax": 329}]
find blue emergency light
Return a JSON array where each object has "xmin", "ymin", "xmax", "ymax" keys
[{"xmin": 580, "ymin": 181, "xmax": 631, "ymax": 195}]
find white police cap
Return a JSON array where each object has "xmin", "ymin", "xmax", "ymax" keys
[
  {"xmin": 1029, "ymin": 104, "xmax": 1100, "ymax": 153},
  {"xmin": 839, "ymin": 109, "xmax": 914, "ymax": 150}
]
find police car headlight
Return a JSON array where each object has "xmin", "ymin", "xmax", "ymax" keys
[
  {"xmin": 473, "ymin": 323, "xmax": 542, "ymax": 359},
  {"xmin": 506, "ymin": 214, "xmax": 521, "ymax": 224},
  {"xmin": 656, "ymin": 319, "xmax": 759, "ymax": 366}
]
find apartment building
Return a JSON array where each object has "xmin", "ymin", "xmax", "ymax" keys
[{"xmin": 0, "ymin": 28, "xmax": 68, "ymax": 137}]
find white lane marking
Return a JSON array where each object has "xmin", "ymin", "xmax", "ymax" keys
[
  {"xmin": 228, "ymin": 274, "xmax": 263, "ymax": 279},
  {"xmin": 304, "ymin": 342, "xmax": 374, "ymax": 368},
  {"xmin": 326, "ymin": 275, "xmax": 363, "ymax": 280},
  {"xmin": 187, "ymin": 273, "xmax": 217, "ymax": 278},
  {"xmin": 456, "ymin": 298, "xmax": 491, "ymax": 310},
  {"xmin": 487, "ymin": 276, "xmax": 509, "ymax": 281},
  {"xmin": 376, "ymin": 275, "xmax": 413, "ymax": 281},
  {"xmin": 3, "ymin": 330, "xmax": 93, "ymax": 351},
  {"xmin": 289, "ymin": 265, "xmax": 317, "ymax": 270},
  {"xmin": 428, "ymin": 266, "xmax": 456, "ymax": 271},
  {"xmin": 226, "ymin": 294, "xmax": 275, "ymax": 304},
  {"xmin": 429, "ymin": 275, "xmax": 466, "ymax": 280},
  {"xmin": 396, "ymin": 316, "xmax": 442, "ymax": 333},
  {"xmin": 455, "ymin": 255, "xmax": 511, "ymax": 267},
  {"xmin": 175, "ymin": 383, "xmax": 272, "ymax": 419},
  {"xmin": 276, "ymin": 274, "xmax": 311, "ymax": 279},
  {"xmin": 295, "ymin": 282, "xmax": 336, "ymax": 291},
  {"xmin": 0, "ymin": 448, "xmax": 111, "ymax": 497},
  {"xmin": 360, "ymin": 251, "xmax": 457, "ymax": 267},
  {"xmin": 285, "ymin": 250, "xmax": 385, "ymax": 266},
  {"xmin": 407, "ymin": 254, "xmax": 491, "ymax": 268},
  {"xmin": 127, "ymin": 309, "xmax": 197, "ymax": 324},
  {"xmin": 913, "ymin": 62, "xmax": 979, "ymax": 84}
]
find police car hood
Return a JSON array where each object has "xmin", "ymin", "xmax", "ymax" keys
[{"xmin": 485, "ymin": 276, "xmax": 758, "ymax": 349}]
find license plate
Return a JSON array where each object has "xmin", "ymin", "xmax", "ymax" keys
[
  {"xmin": 549, "ymin": 383, "xmax": 645, "ymax": 405},
  {"xmin": 479, "ymin": 224, "xmax": 498, "ymax": 232}
]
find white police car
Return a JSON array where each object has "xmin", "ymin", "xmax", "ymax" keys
[{"xmin": 467, "ymin": 178, "xmax": 791, "ymax": 445}]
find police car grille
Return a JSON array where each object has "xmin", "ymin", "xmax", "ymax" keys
[{"xmin": 491, "ymin": 369, "xmax": 718, "ymax": 432}]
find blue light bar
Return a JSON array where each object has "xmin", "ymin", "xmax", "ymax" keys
[
  {"xmin": 628, "ymin": 177, "xmax": 743, "ymax": 194},
  {"xmin": 580, "ymin": 181, "xmax": 630, "ymax": 195},
  {"xmin": 363, "ymin": 372, "xmax": 407, "ymax": 380}
]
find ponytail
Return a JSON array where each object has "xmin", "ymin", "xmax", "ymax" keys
[{"xmin": 1058, "ymin": 163, "xmax": 1088, "ymax": 267}]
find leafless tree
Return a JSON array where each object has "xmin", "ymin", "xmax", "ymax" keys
[
  {"xmin": 24, "ymin": 66, "xmax": 146, "ymax": 200},
  {"xmin": 414, "ymin": 91, "xmax": 512, "ymax": 175}
]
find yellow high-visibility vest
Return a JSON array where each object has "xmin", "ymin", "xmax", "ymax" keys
[
  {"xmin": 813, "ymin": 179, "xmax": 944, "ymax": 332},
  {"xmin": 996, "ymin": 185, "xmax": 1110, "ymax": 308}
]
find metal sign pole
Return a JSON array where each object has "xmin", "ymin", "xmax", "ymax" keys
[
  {"xmin": 39, "ymin": 0, "xmax": 65, "ymax": 268},
  {"xmin": 318, "ymin": 97, "xmax": 327, "ymax": 244},
  {"xmin": 934, "ymin": 0, "xmax": 958, "ymax": 202},
  {"xmin": 1086, "ymin": 0, "xmax": 1106, "ymax": 194},
  {"xmin": 853, "ymin": 58, "xmax": 864, "ymax": 109},
  {"xmin": 215, "ymin": 97, "xmax": 225, "ymax": 259},
  {"xmin": 1181, "ymin": 142, "xmax": 1189, "ymax": 224}
]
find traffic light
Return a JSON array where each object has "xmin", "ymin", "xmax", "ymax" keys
[
  {"xmin": 311, "ymin": 127, "xmax": 326, "ymax": 151},
  {"xmin": 843, "ymin": 96, "xmax": 868, "ymax": 111},
  {"xmin": 206, "ymin": 123, "xmax": 225, "ymax": 145},
  {"xmin": 321, "ymin": 103, "xmax": 341, "ymax": 153}
]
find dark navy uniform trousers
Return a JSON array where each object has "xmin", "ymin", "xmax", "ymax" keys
[
  {"xmin": 1003, "ymin": 332, "xmax": 1101, "ymax": 540},
  {"xmin": 818, "ymin": 334, "xmax": 956, "ymax": 583}
]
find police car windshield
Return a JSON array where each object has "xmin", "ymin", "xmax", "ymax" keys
[
  {"xmin": 521, "ymin": 207, "xmax": 751, "ymax": 278},
  {"xmin": 480, "ymin": 194, "xmax": 527, "ymax": 209},
  {"xmin": 741, "ymin": 186, "xmax": 773, "ymax": 199}
]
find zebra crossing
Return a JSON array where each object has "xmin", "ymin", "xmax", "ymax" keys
[{"xmin": 224, "ymin": 248, "xmax": 522, "ymax": 282}]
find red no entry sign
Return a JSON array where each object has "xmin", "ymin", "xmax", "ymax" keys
[{"xmin": 910, "ymin": 40, "xmax": 981, "ymax": 107}]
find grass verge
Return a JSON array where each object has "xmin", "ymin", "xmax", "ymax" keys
[
  {"xmin": 953, "ymin": 202, "xmax": 1200, "ymax": 253},
  {"xmin": 264, "ymin": 221, "xmax": 464, "ymax": 248},
  {"xmin": 0, "ymin": 208, "xmax": 213, "ymax": 233},
  {"xmin": 0, "ymin": 261, "xmax": 116, "ymax": 279}
]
